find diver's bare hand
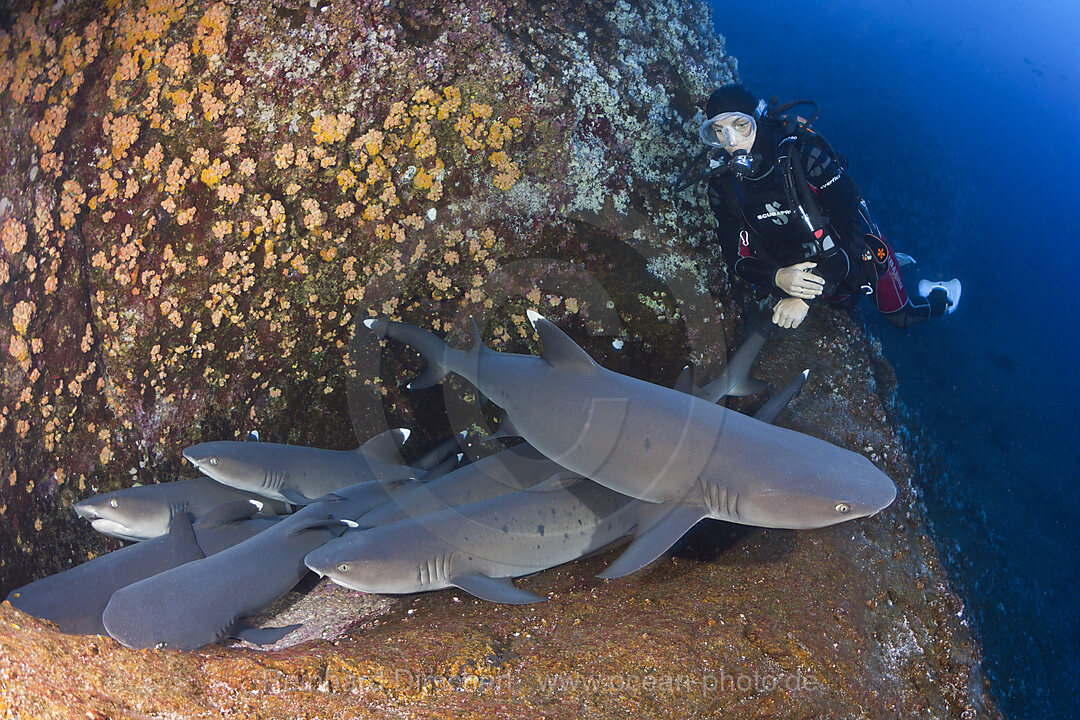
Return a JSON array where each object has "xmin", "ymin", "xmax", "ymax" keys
[
  {"xmin": 775, "ymin": 262, "xmax": 825, "ymax": 299},
  {"xmin": 772, "ymin": 298, "xmax": 810, "ymax": 329}
]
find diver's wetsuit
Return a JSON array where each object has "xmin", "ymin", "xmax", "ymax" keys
[{"xmin": 708, "ymin": 122, "xmax": 946, "ymax": 327}]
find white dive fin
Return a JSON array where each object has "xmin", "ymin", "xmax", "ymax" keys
[
  {"xmin": 597, "ymin": 500, "xmax": 707, "ymax": 579},
  {"xmin": 917, "ymin": 278, "xmax": 962, "ymax": 314},
  {"xmin": 450, "ymin": 573, "xmax": 546, "ymax": 604}
]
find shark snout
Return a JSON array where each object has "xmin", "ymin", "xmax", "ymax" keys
[
  {"xmin": 867, "ymin": 477, "xmax": 898, "ymax": 515},
  {"xmin": 303, "ymin": 545, "xmax": 336, "ymax": 578},
  {"xmin": 73, "ymin": 499, "xmax": 100, "ymax": 520}
]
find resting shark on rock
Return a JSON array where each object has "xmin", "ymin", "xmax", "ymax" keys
[
  {"xmin": 74, "ymin": 476, "xmax": 292, "ymax": 542},
  {"xmin": 102, "ymin": 478, "xmax": 416, "ymax": 650},
  {"xmin": 364, "ymin": 313, "xmax": 896, "ymax": 580},
  {"xmin": 182, "ymin": 428, "xmax": 422, "ymax": 505},
  {"xmin": 6, "ymin": 501, "xmax": 279, "ymax": 635},
  {"xmin": 305, "ymin": 475, "xmax": 638, "ymax": 604}
]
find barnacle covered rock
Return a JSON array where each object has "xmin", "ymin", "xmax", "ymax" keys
[{"xmin": 0, "ymin": 0, "xmax": 997, "ymax": 717}]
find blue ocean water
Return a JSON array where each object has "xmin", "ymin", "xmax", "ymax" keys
[{"xmin": 707, "ymin": 0, "xmax": 1079, "ymax": 716}]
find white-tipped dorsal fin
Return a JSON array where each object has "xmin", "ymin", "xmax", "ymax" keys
[
  {"xmin": 802, "ymin": 368, "xmax": 810, "ymax": 378},
  {"xmin": 527, "ymin": 310, "xmax": 599, "ymax": 371},
  {"xmin": 363, "ymin": 318, "xmax": 377, "ymax": 329},
  {"xmin": 358, "ymin": 428, "xmax": 411, "ymax": 464}
]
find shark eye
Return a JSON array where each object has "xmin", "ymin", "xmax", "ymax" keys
[
  {"xmin": 835, "ymin": 503, "xmax": 851, "ymax": 514},
  {"xmin": 337, "ymin": 562, "xmax": 350, "ymax": 574},
  {"xmin": 209, "ymin": 457, "xmax": 219, "ymax": 466},
  {"xmin": 109, "ymin": 498, "xmax": 119, "ymax": 508}
]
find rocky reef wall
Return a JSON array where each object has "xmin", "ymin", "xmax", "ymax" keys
[{"xmin": 0, "ymin": 0, "xmax": 999, "ymax": 717}]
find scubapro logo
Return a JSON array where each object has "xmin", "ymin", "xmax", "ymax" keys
[{"xmin": 758, "ymin": 202, "xmax": 789, "ymax": 226}]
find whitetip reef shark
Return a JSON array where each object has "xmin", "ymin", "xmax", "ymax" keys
[
  {"xmin": 364, "ymin": 312, "xmax": 896, "ymax": 580},
  {"xmin": 101, "ymin": 477, "xmax": 418, "ymax": 650},
  {"xmin": 73, "ymin": 475, "xmax": 291, "ymax": 541},
  {"xmin": 182, "ymin": 428, "xmax": 423, "ymax": 505},
  {"xmin": 6, "ymin": 501, "xmax": 279, "ymax": 635},
  {"xmin": 304, "ymin": 370, "xmax": 812, "ymax": 603},
  {"xmin": 305, "ymin": 475, "xmax": 638, "ymax": 604}
]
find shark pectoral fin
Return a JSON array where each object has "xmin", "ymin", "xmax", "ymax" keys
[
  {"xmin": 726, "ymin": 377, "xmax": 769, "ymax": 398},
  {"xmin": 597, "ymin": 501, "xmax": 707, "ymax": 579},
  {"xmin": 526, "ymin": 310, "xmax": 600, "ymax": 371},
  {"xmin": 752, "ymin": 370, "xmax": 808, "ymax": 424},
  {"xmin": 165, "ymin": 512, "xmax": 206, "ymax": 567},
  {"xmin": 194, "ymin": 499, "xmax": 262, "ymax": 529},
  {"xmin": 229, "ymin": 621, "xmax": 302, "ymax": 646},
  {"xmin": 279, "ymin": 488, "xmax": 317, "ymax": 506},
  {"xmin": 357, "ymin": 428, "xmax": 411, "ymax": 465},
  {"xmin": 450, "ymin": 573, "xmax": 547, "ymax": 605}
]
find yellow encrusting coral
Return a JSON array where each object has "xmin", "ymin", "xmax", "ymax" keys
[{"xmin": 0, "ymin": 0, "xmax": 533, "ymax": 537}]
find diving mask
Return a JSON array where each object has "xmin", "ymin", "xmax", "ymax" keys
[{"xmin": 699, "ymin": 111, "xmax": 757, "ymax": 153}]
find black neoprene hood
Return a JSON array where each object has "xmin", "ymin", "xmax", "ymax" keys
[{"xmin": 705, "ymin": 84, "xmax": 759, "ymax": 119}]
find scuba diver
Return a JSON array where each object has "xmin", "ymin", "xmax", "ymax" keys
[{"xmin": 687, "ymin": 84, "xmax": 961, "ymax": 329}]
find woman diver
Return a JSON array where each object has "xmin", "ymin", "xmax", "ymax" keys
[{"xmin": 698, "ymin": 84, "xmax": 961, "ymax": 329}]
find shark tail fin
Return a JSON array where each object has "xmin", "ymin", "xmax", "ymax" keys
[
  {"xmin": 363, "ymin": 318, "xmax": 452, "ymax": 390},
  {"xmin": 597, "ymin": 500, "xmax": 707, "ymax": 579}
]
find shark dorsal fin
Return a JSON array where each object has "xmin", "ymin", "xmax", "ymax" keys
[
  {"xmin": 450, "ymin": 573, "xmax": 546, "ymax": 604},
  {"xmin": 357, "ymin": 428, "xmax": 411, "ymax": 465},
  {"xmin": 673, "ymin": 365, "xmax": 697, "ymax": 395},
  {"xmin": 194, "ymin": 499, "xmax": 261, "ymax": 529},
  {"xmin": 527, "ymin": 310, "xmax": 599, "ymax": 371}
]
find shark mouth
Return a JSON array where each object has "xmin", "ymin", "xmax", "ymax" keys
[{"xmin": 89, "ymin": 518, "xmax": 141, "ymax": 542}]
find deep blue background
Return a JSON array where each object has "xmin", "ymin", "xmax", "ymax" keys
[{"xmin": 707, "ymin": 0, "xmax": 1079, "ymax": 716}]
